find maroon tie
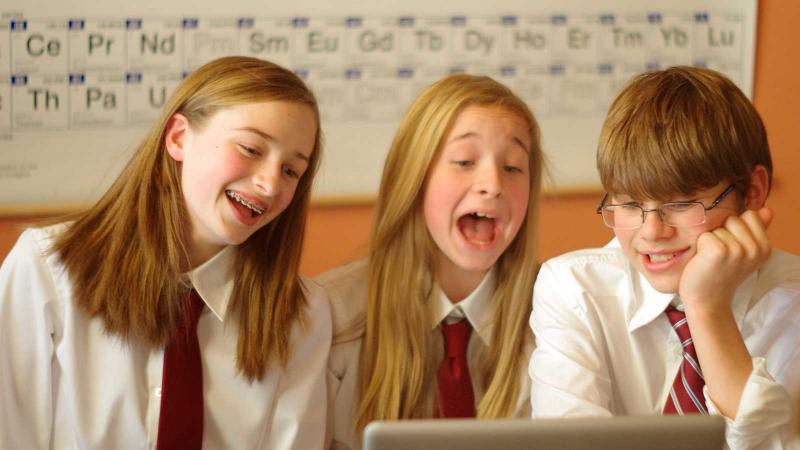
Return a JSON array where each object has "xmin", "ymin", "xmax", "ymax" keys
[
  {"xmin": 156, "ymin": 289, "xmax": 205, "ymax": 450},
  {"xmin": 437, "ymin": 319, "xmax": 476, "ymax": 418},
  {"xmin": 663, "ymin": 306, "xmax": 708, "ymax": 415}
]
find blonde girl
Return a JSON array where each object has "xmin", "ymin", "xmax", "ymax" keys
[
  {"xmin": 318, "ymin": 73, "xmax": 543, "ymax": 449},
  {"xmin": 0, "ymin": 56, "xmax": 330, "ymax": 449}
]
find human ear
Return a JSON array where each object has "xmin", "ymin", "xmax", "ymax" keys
[
  {"xmin": 164, "ymin": 113, "xmax": 190, "ymax": 162},
  {"xmin": 743, "ymin": 164, "xmax": 770, "ymax": 210}
]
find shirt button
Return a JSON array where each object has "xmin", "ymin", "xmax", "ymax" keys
[{"xmin": 155, "ymin": 387, "xmax": 162, "ymax": 397}]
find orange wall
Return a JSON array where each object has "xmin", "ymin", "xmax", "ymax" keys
[{"xmin": 1, "ymin": 1, "xmax": 798, "ymax": 276}]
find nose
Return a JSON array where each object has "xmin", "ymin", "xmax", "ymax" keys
[
  {"xmin": 638, "ymin": 208, "xmax": 674, "ymax": 241},
  {"xmin": 474, "ymin": 163, "xmax": 503, "ymax": 198},
  {"xmin": 253, "ymin": 160, "xmax": 282, "ymax": 198}
]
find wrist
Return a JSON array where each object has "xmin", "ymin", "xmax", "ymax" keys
[{"xmin": 682, "ymin": 298, "xmax": 734, "ymax": 322}]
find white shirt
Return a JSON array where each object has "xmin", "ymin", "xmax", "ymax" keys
[
  {"xmin": 318, "ymin": 259, "xmax": 532, "ymax": 450},
  {"xmin": 530, "ymin": 240, "xmax": 800, "ymax": 450},
  {"xmin": 0, "ymin": 224, "xmax": 332, "ymax": 450}
]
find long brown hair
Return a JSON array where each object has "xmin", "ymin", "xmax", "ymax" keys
[
  {"xmin": 52, "ymin": 56, "xmax": 322, "ymax": 381},
  {"xmin": 356, "ymin": 74, "xmax": 543, "ymax": 428}
]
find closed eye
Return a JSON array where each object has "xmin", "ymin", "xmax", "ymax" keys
[
  {"xmin": 238, "ymin": 144, "xmax": 260, "ymax": 157},
  {"xmin": 452, "ymin": 160, "xmax": 473, "ymax": 168},
  {"xmin": 612, "ymin": 201, "xmax": 640, "ymax": 208},
  {"xmin": 606, "ymin": 203, "xmax": 641, "ymax": 211},
  {"xmin": 504, "ymin": 165, "xmax": 524, "ymax": 174},
  {"xmin": 662, "ymin": 202, "xmax": 697, "ymax": 212},
  {"xmin": 283, "ymin": 165, "xmax": 300, "ymax": 179}
]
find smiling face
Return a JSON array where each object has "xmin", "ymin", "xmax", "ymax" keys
[
  {"xmin": 612, "ymin": 182, "xmax": 743, "ymax": 293},
  {"xmin": 165, "ymin": 100, "xmax": 317, "ymax": 267},
  {"xmin": 423, "ymin": 105, "xmax": 532, "ymax": 295}
]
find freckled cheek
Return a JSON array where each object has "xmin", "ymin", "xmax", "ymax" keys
[
  {"xmin": 219, "ymin": 152, "xmax": 252, "ymax": 176},
  {"xmin": 207, "ymin": 159, "xmax": 255, "ymax": 195}
]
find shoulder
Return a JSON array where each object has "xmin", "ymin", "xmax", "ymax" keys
[
  {"xmin": 756, "ymin": 249, "xmax": 800, "ymax": 295},
  {"xmin": 0, "ymin": 224, "xmax": 71, "ymax": 322},
  {"xmin": 314, "ymin": 259, "xmax": 368, "ymax": 337},
  {"xmin": 287, "ymin": 276, "xmax": 334, "ymax": 358},
  {"xmin": 299, "ymin": 275, "xmax": 333, "ymax": 324},
  {"xmin": 536, "ymin": 242, "xmax": 632, "ymax": 296},
  {"xmin": 315, "ymin": 258, "xmax": 369, "ymax": 298},
  {"xmin": 3, "ymin": 223, "xmax": 70, "ymax": 272}
]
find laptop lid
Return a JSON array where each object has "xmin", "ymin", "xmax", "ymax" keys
[{"xmin": 363, "ymin": 415, "xmax": 725, "ymax": 450}]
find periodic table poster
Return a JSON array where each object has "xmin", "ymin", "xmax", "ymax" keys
[{"xmin": 0, "ymin": 0, "xmax": 757, "ymax": 211}]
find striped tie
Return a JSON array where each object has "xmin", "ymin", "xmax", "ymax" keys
[{"xmin": 663, "ymin": 306, "xmax": 707, "ymax": 415}]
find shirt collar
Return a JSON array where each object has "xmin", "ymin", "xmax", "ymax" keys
[
  {"xmin": 599, "ymin": 238, "xmax": 673, "ymax": 332},
  {"xmin": 185, "ymin": 246, "xmax": 235, "ymax": 322},
  {"xmin": 627, "ymin": 269, "xmax": 676, "ymax": 332},
  {"xmin": 432, "ymin": 269, "xmax": 496, "ymax": 345},
  {"xmin": 627, "ymin": 260, "xmax": 759, "ymax": 332}
]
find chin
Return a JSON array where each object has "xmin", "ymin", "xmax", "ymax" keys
[
  {"xmin": 456, "ymin": 255, "xmax": 500, "ymax": 274},
  {"xmin": 218, "ymin": 229, "xmax": 254, "ymax": 247}
]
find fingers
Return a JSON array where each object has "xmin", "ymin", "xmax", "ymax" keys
[
  {"xmin": 681, "ymin": 207, "xmax": 772, "ymax": 308},
  {"xmin": 742, "ymin": 208, "xmax": 772, "ymax": 256},
  {"xmin": 756, "ymin": 206, "xmax": 774, "ymax": 229},
  {"xmin": 704, "ymin": 226, "xmax": 743, "ymax": 266},
  {"xmin": 711, "ymin": 210, "xmax": 771, "ymax": 263},
  {"xmin": 695, "ymin": 229, "xmax": 728, "ymax": 262}
]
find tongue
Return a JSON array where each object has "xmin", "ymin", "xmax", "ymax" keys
[
  {"xmin": 459, "ymin": 215, "xmax": 495, "ymax": 242},
  {"xmin": 230, "ymin": 197, "xmax": 255, "ymax": 218}
]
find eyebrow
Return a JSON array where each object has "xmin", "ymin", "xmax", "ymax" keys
[
  {"xmin": 512, "ymin": 136, "xmax": 531, "ymax": 153},
  {"xmin": 447, "ymin": 132, "xmax": 531, "ymax": 153},
  {"xmin": 236, "ymin": 126, "xmax": 310, "ymax": 162}
]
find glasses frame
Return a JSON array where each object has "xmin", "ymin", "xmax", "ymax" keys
[{"xmin": 595, "ymin": 184, "xmax": 737, "ymax": 229}]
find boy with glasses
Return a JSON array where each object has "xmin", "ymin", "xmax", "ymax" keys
[{"xmin": 530, "ymin": 66, "xmax": 800, "ymax": 449}]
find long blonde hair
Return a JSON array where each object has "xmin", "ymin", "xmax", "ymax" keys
[
  {"xmin": 357, "ymin": 74, "xmax": 543, "ymax": 427},
  {"xmin": 52, "ymin": 56, "xmax": 322, "ymax": 381}
]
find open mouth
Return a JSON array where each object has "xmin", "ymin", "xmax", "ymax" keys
[
  {"xmin": 642, "ymin": 249, "xmax": 688, "ymax": 268},
  {"xmin": 226, "ymin": 190, "xmax": 265, "ymax": 217},
  {"xmin": 457, "ymin": 212, "xmax": 497, "ymax": 246},
  {"xmin": 647, "ymin": 253, "xmax": 676, "ymax": 263}
]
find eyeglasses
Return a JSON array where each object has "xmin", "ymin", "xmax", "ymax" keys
[{"xmin": 596, "ymin": 184, "xmax": 737, "ymax": 229}]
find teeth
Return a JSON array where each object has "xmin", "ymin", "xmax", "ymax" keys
[
  {"xmin": 649, "ymin": 254, "xmax": 675, "ymax": 263},
  {"xmin": 226, "ymin": 190, "xmax": 264, "ymax": 215},
  {"xmin": 470, "ymin": 212, "xmax": 495, "ymax": 219}
]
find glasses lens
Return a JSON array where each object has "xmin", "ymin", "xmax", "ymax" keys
[
  {"xmin": 661, "ymin": 203, "xmax": 706, "ymax": 227},
  {"xmin": 603, "ymin": 205, "xmax": 642, "ymax": 229}
]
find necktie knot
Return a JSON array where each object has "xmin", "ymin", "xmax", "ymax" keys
[{"xmin": 441, "ymin": 319, "xmax": 472, "ymax": 358}]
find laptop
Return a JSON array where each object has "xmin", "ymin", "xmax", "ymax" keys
[{"xmin": 363, "ymin": 415, "xmax": 725, "ymax": 450}]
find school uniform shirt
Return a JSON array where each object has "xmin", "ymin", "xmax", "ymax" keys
[
  {"xmin": 530, "ymin": 239, "xmax": 800, "ymax": 450},
  {"xmin": 318, "ymin": 259, "xmax": 533, "ymax": 450},
  {"xmin": 0, "ymin": 224, "xmax": 332, "ymax": 450}
]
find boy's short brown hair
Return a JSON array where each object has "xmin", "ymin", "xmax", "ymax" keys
[{"xmin": 597, "ymin": 66, "xmax": 772, "ymax": 201}]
